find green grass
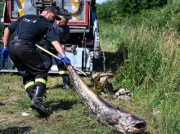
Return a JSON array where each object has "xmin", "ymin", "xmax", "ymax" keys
[
  {"xmin": 0, "ymin": 1, "xmax": 180, "ymax": 134},
  {"xmin": 0, "ymin": 74, "xmax": 119, "ymax": 134},
  {"xmin": 98, "ymin": 2, "xmax": 180, "ymax": 133}
]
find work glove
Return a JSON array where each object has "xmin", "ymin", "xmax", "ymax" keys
[
  {"xmin": 63, "ymin": 56, "xmax": 71, "ymax": 65},
  {"xmin": 1, "ymin": 48, "xmax": 8, "ymax": 61},
  {"xmin": 57, "ymin": 55, "xmax": 63, "ymax": 64}
]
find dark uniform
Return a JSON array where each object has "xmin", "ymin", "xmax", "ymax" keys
[
  {"xmin": 39, "ymin": 20, "xmax": 71, "ymax": 89},
  {"xmin": 7, "ymin": 13, "xmax": 61, "ymax": 117}
]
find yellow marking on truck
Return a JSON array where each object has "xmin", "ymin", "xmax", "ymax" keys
[
  {"xmin": 18, "ymin": 0, "xmax": 24, "ymax": 17},
  {"xmin": 72, "ymin": 0, "xmax": 78, "ymax": 19},
  {"xmin": 18, "ymin": 8, "xmax": 24, "ymax": 17},
  {"xmin": 18, "ymin": 0, "xmax": 24, "ymax": 7}
]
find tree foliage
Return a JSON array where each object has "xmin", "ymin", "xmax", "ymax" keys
[{"xmin": 96, "ymin": 0, "xmax": 168, "ymax": 24}]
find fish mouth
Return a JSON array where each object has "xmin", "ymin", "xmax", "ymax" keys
[{"xmin": 127, "ymin": 121, "xmax": 147, "ymax": 134}]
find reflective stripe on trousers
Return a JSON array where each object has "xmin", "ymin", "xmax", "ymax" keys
[
  {"xmin": 24, "ymin": 81, "xmax": 35, "ymax": 90},
  {"xmin": 35, "ymin": 78, "xmax": 47, "ymax": 85},
  {"xmin": 59, "ymin": 70, "xmax": 68, "ymax": 75}
]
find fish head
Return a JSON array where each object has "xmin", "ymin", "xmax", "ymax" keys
[
  {"xmin": 126, "ymin": 114, "xmax": 146, "ymax": 134},
  {"xmin": 115, "ymin": 113, "xmax": 147, "ymax": 134}
]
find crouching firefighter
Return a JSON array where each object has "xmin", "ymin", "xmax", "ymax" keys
[
  {"xmin": 1, "ymin": 6, "xmax": 71, "ymax": 117},
  {"xmin": 39, "ymin": 8, "xmax": 72, "ymax": 89}
]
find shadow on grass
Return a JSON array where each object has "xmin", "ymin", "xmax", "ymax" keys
[
  {"xmin": 0, "ymin": 102, "xmax": 5, "ymax": 106},
  {"xmin": 93, "ymin": 47, "xmax": 125, "ymax": 73},
  {"xmin": 47, "ymin": 82, "xmax": 94, "ymax": 90},
  {"xmin": 46, "ymin": 98, "xmax": 79, "ymax": 111},
  {"xmin": 0, "ymin": 126, "xmax": 32, "ymax": 134}
]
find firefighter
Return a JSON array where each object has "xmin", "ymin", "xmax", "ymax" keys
[
  {"xmin": 39, "ymin": 8, "xmax": 72, "ymax": 89},
  {"xmin": 1, "ymin": 6, "xmax": 71, "ymax": 117}
]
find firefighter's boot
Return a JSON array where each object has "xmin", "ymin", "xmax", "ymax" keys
[
  {"xmin": 25, "ymin": 81, "xmax": 35, "ymax": 100},
  {"xmin": 62, "ymin": 75, "xmax": 71, "ymax": 89},
  {"xmin": 30, "ymin": 86, "xmax": 49, "ymax": 117},
  {"xmin": 26, "ymin": 88, "xmax": 35, "ymax": 100}
]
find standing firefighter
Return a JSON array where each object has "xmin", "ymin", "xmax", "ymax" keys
[
  {"xmin": 1, "ymin": 6, "xmax": 71, "ymax": 117},
  {"xmin": 39, "ymin": 8, "xmax": 72, "ymax": 89}
]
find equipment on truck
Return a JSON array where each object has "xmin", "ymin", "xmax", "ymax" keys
[{"xmin": 0, "ymin": 0, "xmax": 105, "ymax": 75}]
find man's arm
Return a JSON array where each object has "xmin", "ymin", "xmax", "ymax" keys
[
  {"xmin": 3, "ymin": 27, "xmax": 11, "ymax": 48},
  {"xmin": 51, "ymin": 40, "xmax": 71, "ymax": 65},
  {"xmin": 1, "ymin": 27, "xmax": 11, "ymax": 61},
  {"xmin": 61, "ymin": 41, "xmax": 66, "ymax": 50},
  {"xmin": 3, "ymin": 16, "xmax": 24, "ymax": 48},
  {"xmin": 51, "ymin": 41, "xmax": 66, "ymax": 57}
]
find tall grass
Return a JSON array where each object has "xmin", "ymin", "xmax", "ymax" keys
[
  {"xmin": 99, "ymin": 2, "xmax": 180, "ymax": 133},
  {"xmin": 0, "ymin": 0, "xmax": 5, "ymax": 36}
]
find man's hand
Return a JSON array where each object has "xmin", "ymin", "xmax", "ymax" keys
[
  {"xmin": 63, "ymin": 56, "xmax": 71, "ymax": 65},
  {"xmin": 57, "ymin": 55, "xmax": 63, "ymax": 64},
  {"xmin": 1, "ymin": 48, "xmax": 8, "ymax": 61}
]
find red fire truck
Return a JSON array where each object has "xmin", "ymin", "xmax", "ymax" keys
[{"xmin": 0, "ymin": 0, "xmax": 105, "ymax": 75}]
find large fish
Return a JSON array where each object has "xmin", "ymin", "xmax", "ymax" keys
[
  {"xmin": 67, "ymin": 66, "xmax": 147, "ymax": 134},
  {"xmin": 35, "ymin": 44, "xmax": 147, "ymax": 133}
]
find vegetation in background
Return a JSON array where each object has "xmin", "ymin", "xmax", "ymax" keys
[
  {"xmin": 97, "ymin": 0, "xmax": 168, "ymax": 24},
  {"xmin": 98, "ymin": 0, "xmax": 180, "ymax": 133},
  {"xmin": 0, "ymin": 0, "xmax": 5, "ymax": 18},
  {"xmin": 0, "ymin": 0, "xmax": 179, "ymax": 134},
  {"xmin": 0, "ymin": 0, "xmax": 5, "ymax": 36}
]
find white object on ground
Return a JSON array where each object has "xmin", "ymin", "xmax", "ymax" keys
[
  {"xmin": 22, "ymin": 112, "xmax": 30, "ymax": 116},
  {"xmin": 115, "ymin": 88, "xmax": 133, "ymax": 100}
]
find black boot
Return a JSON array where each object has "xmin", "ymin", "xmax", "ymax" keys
[
  {"xmin": 26, "ymin": 88, "xmax": 35, "ymax": 100},
  {"xmin": 30, "ymin": 86, "xmax": 50, "ymax": 117},
  {"xmin": 62, "ymin": 75, "xmax": 71, "ymax": 89}
]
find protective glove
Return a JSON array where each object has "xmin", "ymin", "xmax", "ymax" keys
[
  {"xmin": 1, "ymin": 48, "xmax": 8, "ymax": 61},
  {"xmin": 63, "ymin": 56, "xmax": 71, "ymax": 65},
  {"xmin": 57, "ymin": 55, "xmax": 63, "ymax": 64}
]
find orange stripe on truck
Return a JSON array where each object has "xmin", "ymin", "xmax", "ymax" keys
[
  {"xmin": 18, "ymin": 0, "xmax": 24, "ymax": 7},
  {"xmin": 18, "ymin": 8, "xmax": 24, "ymax": 17},
  {"xmin": 72, "ymin": 0, "xmax": 78, "ymax": 19},
  {"xmin": 18, "ymin": 0, "xmax": 24, "ymax": 17}
]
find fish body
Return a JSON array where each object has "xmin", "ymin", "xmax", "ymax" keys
[{"xmin": 68, "ymin": 66, "xmax": 146, "ymax": 134}]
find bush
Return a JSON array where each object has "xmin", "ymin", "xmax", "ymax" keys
[
  {"xmin": 98, "ymin": 1, "xmax": 180, "ymax": 133},
  {"xmin": 96, "ymin": 0, "xmax": 168, "ymax": 24}
]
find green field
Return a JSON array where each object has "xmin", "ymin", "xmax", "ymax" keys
[{"xmin": 0, "ymin": 0, "xmax": 180, "ymax": 134}]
